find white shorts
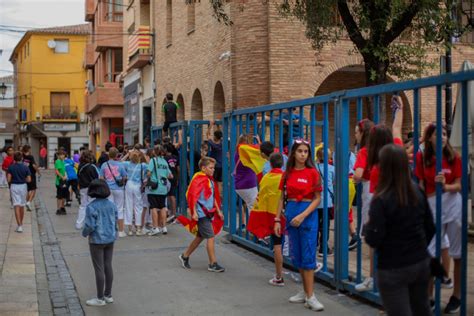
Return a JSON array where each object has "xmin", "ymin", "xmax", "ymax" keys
[
  {"xmin": 427, "ymin": 193, "xmax": 462, "ymax": 259},
  {"xmin": 236, "ymin": 187, "xmax": 258, "ymax": 211},
  {"xmin": 10, "ymin": 184, "xmax": 27, "ymax": 207},
  {"xmin": 359, "ymin": 181, "xmax": 373, "ymax": 236}
]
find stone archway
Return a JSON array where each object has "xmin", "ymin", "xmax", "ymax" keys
[
  {"xmin": 191, "ymin": 89, "xmax": 203, "ymax": 120},
  {"xmin": 314, "ymin": 65, "xmax": 412, "ymax": 146},
  {"xmin": 176, "ymin": 93, "xmax": 185, "ymax": 121},
  {"xmin": 213, "ymin": 81, "xmax": 225, "ymax": 119}
]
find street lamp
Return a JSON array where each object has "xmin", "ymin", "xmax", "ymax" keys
[{"xmin": 0, "ymin": 83, "xmax": 6, "ymax": 99}]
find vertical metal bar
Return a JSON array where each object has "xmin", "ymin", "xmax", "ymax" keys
[
  {"xmin": 310, "ymin": 105, "xmax": 316, "ymax": 151},
  {"xmin": 269, "ymin": 111, "xmax": 275, "ymax": 145},
  {"xmin": 413, "ymin": 88, "xmax": 420, "ymax": 174},
  {"xmin": 322, "ymin": 102, "xmax": 329, "ymax": 270},
  {"xmin": 356, "ymin": 97, "xmax": 363, "ymax": 283},
  {"xmin": 299, "ymin": 106, "xmax": 304, "ymax": 139},
  {"xmin": 373, "ymin": 95, "xmax": 380, "ymax": 124},
  {"xmin": 460, "ymin": 81, "xmax": 468, "ymax": 316},
  {"xmin": 179, "ymin": 123, "xmax": 188, "ymax": 214},
  {"xmin": 253, "ymin": 113, "xmax": 258, "ymax": 139},
  {"xmin": 222, "ymin": 115, "xmax": 230, "ymax": 228},
  {"xmin": 279, "ymin": 109, "xmax": 284, "ymax": 150},
  {"xmin": 189, "ymin": 122, "xmax": 195, "ymax": 176},
  {"xmin": 434, "ymin": 85, "xmax": 443, "ymax": 316},
  {"xmin": 239, "ymin": 115, "xmax": 243, "ymax": 135},
  {"xmin": 230, "ymin": 115, "xmax": 238, "ymax": 235},
  {"xmin": 246, "ymin": 114, "xmax": 250, "ymax": 134},
  {"xmin": 335, "ymin": 97, "xmax": 350, "ymax": 285},
  {"xmin": 289, "ymin": 108, "xmax": 294, "ymax": 147},
  {"xmin": 261, "ymin": 111, "xmax": 266, "ymax": 141}
]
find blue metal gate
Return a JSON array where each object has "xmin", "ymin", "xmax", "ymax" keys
[{"xmin": 219, "ymin": 71, "xmax": 474, "ymax": 316}]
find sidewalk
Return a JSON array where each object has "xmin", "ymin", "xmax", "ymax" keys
[
  {"xmin": 36, "ymin": 170, "xmax": 380, "ymax": 315},
  {"xmin": 0, "ymin": 187, "xmax": 39, "ymax": 315}
]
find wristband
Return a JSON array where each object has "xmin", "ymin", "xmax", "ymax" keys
[{"xmin": 274, "ymin": 218, "xmax": 281, "ymax": 222}]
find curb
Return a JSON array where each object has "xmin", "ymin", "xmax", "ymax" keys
[{"xmin": 35, "ymin": 192, "xmax": 84, "ymax": 316}]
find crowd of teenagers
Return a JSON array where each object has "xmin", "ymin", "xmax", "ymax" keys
[{"xmin": 0, "ymin": 94, "xmax": 465, "ymax": 313}]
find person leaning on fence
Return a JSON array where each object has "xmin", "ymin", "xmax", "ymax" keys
[
  {"xmin": 415, "ymin": 122, "xmax": 463, "ymax": 314},
  {"xmin": 7, "ymin": 152, "xmax": 31, "ymax": 233},
  {"xmin": 99, "ymin": 147, "xmax": 127, "ymax": 237},
  {"xmin": 76, "ymin": 150, "xmax": 99, "ymax": 230},
  {"xmin": 179, "ymin": 157, "xmax": 225, "ymax": 273},
  {"xmin": 82, "ymin": 179, "xmax": 118, "ymax": 307},
  {"xmin": 363, "ymin": 144, "xmax": 434, "ymax": 316},
  {"xmin": 274, "ymin": 138, "xmax": 324, "ymax": 312}
]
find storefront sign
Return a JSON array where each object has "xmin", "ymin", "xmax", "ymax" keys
[{"xmin": 43, "ymin": 123, "xmax": 77, "ymax": 132}]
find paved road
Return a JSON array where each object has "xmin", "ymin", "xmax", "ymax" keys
[{"xmin": 36, "ymin": 171, "xmax": 380, "ymax": 315}]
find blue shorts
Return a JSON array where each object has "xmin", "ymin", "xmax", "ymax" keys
[{"xmin": 285, "ymin": 201, "xmax": 318, "ymax": 270}]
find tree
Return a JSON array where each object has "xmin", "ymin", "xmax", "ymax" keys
[{"xmin": 198, "ymin": 0, "xmax": 469, "ymax": 119}]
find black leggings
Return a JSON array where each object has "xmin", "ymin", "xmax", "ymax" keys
[
  {"xmin": 89, "ymin": 243, "xmax": 114, "ymax": 299},
  {"xmin": 317, "ymin": 209, "xmax": 331, "ymax": 250}
]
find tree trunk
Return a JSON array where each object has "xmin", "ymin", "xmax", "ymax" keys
[{"xmin": 363, "ymin": 56, "xmax": 389, "ymax": 123}]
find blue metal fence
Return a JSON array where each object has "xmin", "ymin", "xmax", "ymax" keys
[{"xmin": 219, "ymin": 70, "xmax": 474, "ymax": 316}]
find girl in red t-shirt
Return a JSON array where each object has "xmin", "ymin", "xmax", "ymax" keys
[
  {"xmin": 274, "ymin": 139, "xmax": 324, "ymax": 311},
  {"xmin": 415, "ymin": 123, "xmax": 462, "ymax": 312}
]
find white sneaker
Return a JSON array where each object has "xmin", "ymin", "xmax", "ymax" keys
[
  {"xmin": 26, "ymin": 202, "xmax": 32, "ymax": 211},
  {"xmin": 86, "ymin": 298, "xmax": 106, "ymax": 306},
  {"xmin": 142, "ymin": 226, "xmax": 151, "ymax": 234},
  {"xmin": 355, "ymin": 277, "xmax": 373, "ymax": 292},
  {"xmin": 15, "ymin": 226, "xmax": 23, "ymax": 233},
  {"xmin": 104, "ymin": 296, "xmax": 114, "ymax": 304},
  {"xmin": 162, "ymin": 226, "xmax": 168, "ymax": 235},
  {"xmin": 127, "ymin": 230, "xmax": 134, "ymax": 236},
  {"xmin": 135, "ymin": 229, "xmax": 145, "ymax": 236},
  {"xmin": 118, "ymin": 231, "xmax": 127, "ymax": 238},
  {"xmin": 289, "ymin": 290, "xmax": 306, "ymax": 303},
  {"xmin": 305, "ymin": 294, "xmax": 324, "ymax": 311},
  {"xmin": 148, "ymin": 227, "xmax": 161, "ymax": 236},
  {"xmin": 314, "ymin": 262, "xmax": 323, "ymax": 274}
]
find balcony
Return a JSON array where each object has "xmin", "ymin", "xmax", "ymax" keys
[
  {"xmin": 87, "ymin": 82, "xmax": 123, "ymax": 113},
  {"xmin": 84, "ymin": 44, "xmax": 97, "ymax": 68},
  {"xmin": 127, "ymin": 26, "xmax": 152, "ymax": 70},
  {"xmin": 42, "ymin": 106, "xmax": 79, "ymax": 122},
  {"xmin": 85, "ymin": 0, "xmax": 95, "ymax": 22},
  {"xmin": 94, "ymin": 23, "xmax": 123, "ymax": 52}
]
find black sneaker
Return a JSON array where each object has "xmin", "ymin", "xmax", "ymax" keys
[
  {"xmin": 429, "ymin": 299, "xmax": 435, "ymax": 312},
  {"xmin": 441, "ymin": 277, "xmax": 453, "ymax": 289},
  {"xmin": 348, "ymin": 235, "xmax": 359, "ymax": 251},
  {"xmin": 179, "ymin": 254, "xmax": 191, "ymax": 269},
  {"xmin": 208, "ymin": 262, "xmax": 225, "ymax": 273},
  {"xmin": 56, "ymin": 209, "xmax": 62, "ymax": 215},
  {"xmin": 444, "ymin": 296, "xmax": 461, "ymax": 314},
  {"xmin": 60, "ymin": 207, "xmax": 67, "ymax": 215}
]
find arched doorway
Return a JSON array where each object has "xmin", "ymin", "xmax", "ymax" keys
[
  {"xmin": 176, "ymin": 93, "xmax": 185, "ymax": 121},
  {"xmin": 314, "ymin": 65, "xmax": 412, "ymax": 147},
  {"xmin": 213, "ymin": 81, "xmax": 225, "ymax": 119},
  {"xmin": 191, "ymin": 89, "xmax": 203, "ymax": 120}
]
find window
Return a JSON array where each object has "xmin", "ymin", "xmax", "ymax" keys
[
  {"xmin": 166, "ymin": 0, "xmax": 172, "ymax": 46},
  {"xmin": 50, "ymin": 92, "xmax": 71, "ymax": 118},
  {"xmin": 187, "ymin": 1, "xmax": 195, "ymax": 33},
  {"xmin": 54, "ymin": 39, "xmax": 69, "ymax": 54},
  {"xmin": 105, "ymin": 49, "xmax": 123, "ymax": 82},
  {"xmin": 106, "ymin": 0, "xmax": 123, "ymax": 22}
]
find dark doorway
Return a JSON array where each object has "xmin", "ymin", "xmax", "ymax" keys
[
  {"xmin": 143, "ymin": 106, "xmax": 152, "ymax": 142},
  {"xmin": 58, "ymin": 137, "xmax": 71, "ymax": 157}
]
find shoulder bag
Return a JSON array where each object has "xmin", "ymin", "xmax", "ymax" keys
[
  {"xmin": 106, "ymin": 161, "xmax": 125, "ymax": 187},
  {"xmin": 147, "ymin": 158, "xmax": 159, "ymax": 190}
]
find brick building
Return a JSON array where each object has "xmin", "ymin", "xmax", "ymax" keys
[
  {"xmin": 153, "ymin": 1, "xmax": 474, "ymax": 140},
  {"xmin": 84, "ymin": 0, "xmax": 124, "ymax": 155}
]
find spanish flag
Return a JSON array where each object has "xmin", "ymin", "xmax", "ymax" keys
[
  {"xmin": 177, "ymin": 171, "xmax": 224, "ymax": 235},
  {"xmin": 237, "ymin": 144, "xmax": 267, "ymax": 181},
  {"xmin": 247, "ymin": 169, "xmax": 286, "ymax": 239}
]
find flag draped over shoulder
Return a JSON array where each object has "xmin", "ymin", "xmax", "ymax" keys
[
  {"xmin": 177, "ymin": 171, "xmax": 223, "ymax": 236},
  {"xmin": 247, "ymin": 169, "xmax": 286, "ymax": 239},
  {"xmin": 237, "ymin": 144, "xmax": 266, "ymax": 181}
]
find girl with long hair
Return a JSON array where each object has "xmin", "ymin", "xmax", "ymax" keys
[
  {"xmin": 364, "ymin": 144, "xmax": 434, "ymax": 316},
  {"xmin": 415, "ymin": 123, "xmax": 462, "ymax": 314},
  {"xmin": 124, "ymin": 151, "xmax": 147, "ymax": 236},
  {"xmin": 76, "ymin": 150, "xmax": 99, "ymax": 230},
  {"xmin": 355, "ymin": 95, "xmax": 404, "ymax": 292},
  {"xmin": 274, "ymin": 139, "xmax": 324, "ymax": 312}
]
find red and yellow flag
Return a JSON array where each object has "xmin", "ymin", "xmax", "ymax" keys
[
  {"xmin": 247, "ymin": 169, "xmax": 286, "ymax": 239},
  {"xmin": 237, "ymin": 144, "xmax": 266, "ymax": 181},
  {"xmin": 177, "ymin": 171, "xmax": 223, "ymax": 235}
]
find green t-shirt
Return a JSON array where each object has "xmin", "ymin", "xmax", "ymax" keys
[
  {"xmin": 147, "ymin": 157, "xmax": 171, "ymax": 195},
  {"xmin": 55, "ymin": 159, "xmax": 66, "ymax": 186}
]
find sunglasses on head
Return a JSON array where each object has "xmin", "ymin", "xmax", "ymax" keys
[{"xmin": 294, "ymin": 138, "xmax": 310, "ymax": 145}]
